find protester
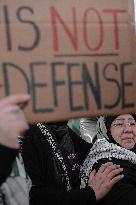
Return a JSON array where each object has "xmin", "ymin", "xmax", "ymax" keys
[
  {"xmin": 0, "ymin": 94, "xmax": 30, "ymax": 185},
  {"xmin": 81, "ymin": 114, "xmax": 136, "ymax": 205},
  {"xmin": 0, "ymin": 94, "xmax": 30, "ymax": 205},
  {"xmin": 22, "ymin": 122, "xmax": 124, "ymax": 205}
]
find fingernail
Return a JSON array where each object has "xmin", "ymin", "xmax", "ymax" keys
[{"xmin": 121, "ymin": 168, "xmax": 123, "ymax": 170}]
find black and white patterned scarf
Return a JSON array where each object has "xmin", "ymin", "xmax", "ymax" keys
[{"xmin": 80, "ymin": 116, "xmax": 136, "ymax": 188}]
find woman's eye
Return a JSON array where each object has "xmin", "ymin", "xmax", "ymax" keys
[
  {"xmin": 113, "ymin": 122, "xmax": 123, "ymax": 126},
  {"xmin": 117, "ymin": 123, "xmax": 123, "ymax": 126},
  {"xmin": 130, "ymin": 122, "xmax": 136, "ymax": 126}
]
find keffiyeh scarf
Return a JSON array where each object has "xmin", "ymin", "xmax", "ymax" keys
[
  {"xmin": 80, "ymin": 116, "xmax": 136, "ymax": 188},
  {"xmin": 80, "ymin": 138, "xmax": 136, "ymax": 188}
]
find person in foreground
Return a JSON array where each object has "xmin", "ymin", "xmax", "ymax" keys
[
  {"xmin": 22, "ymin": 122, "xmax": 123, "ymax": 205},
  {"xmin": 0, "ymin": 94, "xmax": 30, "ymax": 186},
  {"xmin": 81, "ymin": 113, "xmax": 136, "ymax": 205}
]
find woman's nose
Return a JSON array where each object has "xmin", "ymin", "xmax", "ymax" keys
[{"xmin": 123, "ymin": 124, "xmax": 133, "ymax": 133}]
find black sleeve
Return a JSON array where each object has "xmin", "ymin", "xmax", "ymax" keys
[
  {"xmin": 0, "ymin": 144, "xmax": 18, "ymax": 185},
  {"xmin": 22, "ymin": 125, "xmax": 96, "ymax": 205},
  {"xmin": 30, "ymin": 185, "xmax": 96, "ymax": 205}
]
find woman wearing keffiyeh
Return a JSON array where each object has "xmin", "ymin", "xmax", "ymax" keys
[{"xmin": 80, "ymin": 114, "xmax": 136, "ymax": 205}]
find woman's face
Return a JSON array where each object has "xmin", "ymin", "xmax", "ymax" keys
[{"xmin": 110, "ymin": 114, "xmax": 136, "ymax": 149}]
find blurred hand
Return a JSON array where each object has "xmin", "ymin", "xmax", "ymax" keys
[
  {"xmin": 0, "ymin": 94, "xmax": 30, "ymax": 149},
  {"xmin": 88, "ymin": 162, "xmax": 124, "ymax": 201}
]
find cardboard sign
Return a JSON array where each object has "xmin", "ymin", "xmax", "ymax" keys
[{"xmin": 0, "ymin": 0, "xmax": 136, "ymax": 123}]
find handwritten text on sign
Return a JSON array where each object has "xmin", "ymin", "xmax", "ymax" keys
[{"xmin": 0, "ymin": 0, "xmax": 135, "ymax": 122}]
